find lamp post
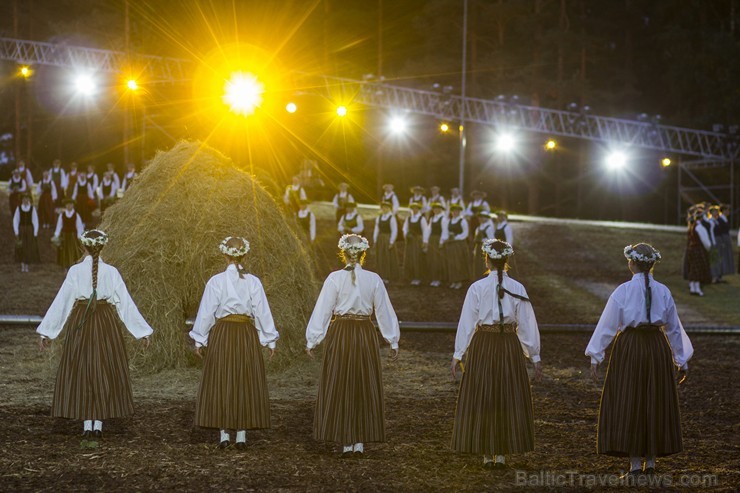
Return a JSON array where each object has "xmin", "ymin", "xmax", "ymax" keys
[{"xmin": 458, "ymin": 0, "xmax": 468, "ymax": 194}]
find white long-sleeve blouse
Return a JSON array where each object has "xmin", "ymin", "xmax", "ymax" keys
[
  {"xmin": 54, "ymin": 209, "xmax": 85, "ymax": 237},
  {"xmin": 189, "ymin": 264, "xmax": 279, "ymax": 349},
  {"xmin": 13, "ymin": 204, "xmax": 39, "ymax": 236},
  {"xmin": 585, "ymin": 273, "xmax": 693, "ymax": 369},
  {"xmin": 306, "ymin": 265, "xmax": 400, "ymax": 350},
  {"xmin": 37, "ymin": 256, "xmax": 154, "ymax": 340},
  {"xmin": 373, "ymin": 213, "xmax": 398, "ymax": 245},
  {"xmin": 454, "ymin": 271, "xmax": 541, "ymax": 362}
]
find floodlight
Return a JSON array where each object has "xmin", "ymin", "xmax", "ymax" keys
[
  {"xmin": 336, "ymin": 105, "xmax": 348, "ymax": 117},
  {"xmin": 286, "ymin": 102, "xmax": 297, "ymax": 113},
  {"xmin": 606, "ymin": 151, "xmax": 627, "ymax": 170},
  {"xmin": 223, "ymin": 72, "xmax": 264, "ymax": 116},
  {"xmin": 75, "ymin": 74, "xmax": 97, "ymax": 95}
]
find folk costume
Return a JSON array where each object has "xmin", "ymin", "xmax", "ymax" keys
[
  {"xmin": 452, "ymin": 239, "xmax": 541, "ymax": 468},
  {"xmin": 13, "ymin": 199, "xmax": 40, "ymax": 271},
  {"xmin": 72, "ymin": 175, "xmax": 95, "ymax": 224},
  {"xmin": 98, "ymin": 174, "xmax": 119, "ymax": 213},
  {"xmin": 338, "ymin": 204, "xmax": 364, "ymax": 235},
  {"xmin": 121, "ymin": 169, "xmax": 138, "ymax": 193},
  {"xmin": 409, "ymin": 186, "xmax": 428, "ymax": 214},
  {"xmin": 471, "ymin": 214, "xmax": 495, "ymax": 280},
  {"xmin": 16, "ymin": 163, "xmax": 34, "ymax": 188},
  {"xmin": 402, "ymin": 205, "xmax": 430, "ymax": 285},
  {"xmin": 37, "ymin": 230, "xmax": 153, "ymax": 437},
  {"xmin": 372, "ymin": 205, "xmax": 399, "ymax": 283},
  {"xmin": 190, "ymin": 237, "xmax": 279, "ymax": 448},
  {"xmin": 332, "ymin": 185, "xmax": 355, "ymax": 224},
  {"xmin": 712, "ymin": 209, "xmax": 735, "ymax": 276},
  {"xmin": 428, "ymin": 187, "xmax": 447, "ymax": 213},
  {"xmin": 586, "ymin": 245, "xmax": 692, "ymax": 474},
  {"xmin": 448, "ymin": 188, "xmax": 465, "ymax": 214},
  {"xmin": 381, "ymin": 185, "xmax": 400, "ymax": 214},
  {"xmin": 684, "ymin": 215, "xmax": 712, "ymax": 295},
  {"xmin": 283, "ymin": 179, "xmax": 307, "ymax": 212},
  {"xmin": 37, "ymin": 174, "xmax": 59, "ymax": 228},
  {"xmin": 54, "ymin": 203, "xmax": 84, "ymax": 270},
  {"xmin": 427, "ymin": 205, "xmax": 449, "ymax": 287},
  {"xmin": 445, "ymin": 207, "xmax": 471, "ymax": 288},
  {"xmin": 105, "ymin": 164, "xmax": 121, "ymax": 190},
  {"xmin": 65, "ymin": 166, "xmax": 79, "ymax": 197},
  {"xmin": 306, "ymin": 234, "xmax": 400, "ymax": 456},
  {"xmin": 49, "ymin": 163, "xmax": 67, "ymax": 204},
  {"xmin": 8, "ymin": 173, "xmax": 28, "ymax": 213},
  {"xmin": 465, "ymin": 193, "xmax": 491, "ymax": 218},
  {"xmin": 494, "ymin": 214, "xmax": 514, "ymax": 245},
  {"xmin": 297, "ymin": 202, "xmax": 317, "ymax": 244}
]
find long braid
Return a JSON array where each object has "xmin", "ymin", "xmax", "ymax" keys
[
  {"xmin": 236, "ymin": 255, "xmax": 247, "ymax": 279},
  {"xmin": 643, "ymin": 269, "xmax": 652, "ymax": 324},
  {"xmin": 90, "ymin": 247, "xmax": 101, "ymax": 309}
]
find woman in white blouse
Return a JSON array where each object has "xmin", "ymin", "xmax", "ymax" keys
[
  {"xmin": 37, "ymin": 229, "xmax": 153, "ymax": 440},
  {"xmin": 306, "ymin": 234, "xmax": 400, "ymax": 457},
  {"xmin": 586, "ymin": 243, "xmax": 692, "ymax": 477},
  {"xmin": 451, "ymin": 239, "xmax": 541, "ymax": 470},
  {"xmin": 190, "ymin": 236, "xmax": 279, "ymax": 450}
]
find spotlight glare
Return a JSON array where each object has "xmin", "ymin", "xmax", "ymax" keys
[
  {"xmin": 390, "ymin": 116, "xmax": 407, "ymax": 134},
  {"xmin": 661, "ymin": 157, "xmax": 672, "ymax": 168},
  {"xmin": 286, "ymin": 102, "xmax": 297, "ymax": 113},
  {"xmin": 336, "ymin": 105, "xmax": 348, "ymax": 117},
  {"xmin": 439, "ymin": 122, "xmax": 450, "ymax": 133},
  {"xmin": 606, "ymin": 151, "xmax": 627, "ymax": 170},
  {"xmin": 74, "ymin": 74, "xmax": 97, "ymax": 95},
  {"xmin": 19, "ymin": 66, "xmax": 32, "ymax": 78},
  {"xmin": 545, "ymin": 139, "xmax": 557, "ymax": 150},
  {"xmin": 222, "ymin": 72, "xmax": 264, "ymax": 116},
  {"xmin": 126, "ymin": 79, "xmax": 139, "ymax": 91},
  {"xmin": 496, "ymin": 133, "xmax": 516, "ymax": 153}
]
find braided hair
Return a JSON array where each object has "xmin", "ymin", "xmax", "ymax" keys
[
  {"xmin": 81, "ymin": 230, "xmax": 108, "ymax": 309},
  {"xmin": 339, "ymin": 250, "xmax": 367, "ymax": 285},
  {"xmin": 625, "ymin": 243, "xmax": 660, "ymax": 323}
]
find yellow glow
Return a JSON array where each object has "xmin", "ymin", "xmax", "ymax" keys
[
  {"xmin": 223, "ymin": 72, "xmax": 264, "ymax": 116},
  {"xmin": 126, "ymin": 79, "xmax": 139, "ymax": 91},
  {"xmin": 286, "ymin": 102, "xmax": 297, "ymax": 113},
  {"xmin": 661, "ymin": 157, "xmax": 672, "ymax": 168},
  {"xmin": 545, "ymin": 139, "xmax": 557, "ymax": 150},
  {"xmin": 19, "ymin": 66, "xmax": 32, "ymax": 78},
  {"xmin": 440, "ymin": 123, "xmax": 450, "ymax": 133},
  {"xmin": 336, "ymin": 105, "xmax": 348, "ymax": 117}
]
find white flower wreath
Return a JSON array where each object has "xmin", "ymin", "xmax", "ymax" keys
[
  {"xmin": 623, "ymin": 245, "xmax": 662, "ymax": 263},
  {"xmin": 338, "ymin": 234, "xmax": 370, "ymax": 253},
  {"xmin": 219, "ymin": 236, "xmax": 250, "ymax": 257},
  {"xmin": 481, "ymin": 238, "xmax": 514, "ymax": 259},
  {"xmin": 80, "ymin": 229, "xmax": 109, "ymax": 248}
]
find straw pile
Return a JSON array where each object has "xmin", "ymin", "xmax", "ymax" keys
[{"xmin": 100, "ymin": 141, "xmax": 318, "ymax": 371}]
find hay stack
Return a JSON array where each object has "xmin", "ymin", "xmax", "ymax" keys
[{"xmin": 100, "ymin": 141, "xmax": 318, "ymax": 371}]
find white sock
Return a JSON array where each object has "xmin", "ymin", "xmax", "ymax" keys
[
  {"xmin": 93, "ymin": 420, "xmax": 103, "ymax": 431},
  {"xmin": 630, "ymin": 457, "xmax": 642, "ymax": 471},
  {"xmin": 236, "ymin": 430, "xmax": 246, "ymax": 443},
  {"xmin": 646, "ymin": 458, "xmax": 655, "ymax": 469},
  {"xmin": 83, "ymin": 420, "xmax": 93, "ymax": 431},
  {"xmin": 483, "ymin": 455, "xmax": 494, "ymax": 464},
  {"xmin": 689, "ymin": 282, "xmax": 696, "ymax": 293},
  {"xmin": 353, "ymin": 442, "xmax": 364, "ymax": 453},
  {"xmin": 220, "ymin": 430, "xmax": 230, "ymax": 442},
  {"xmin": 495, "ymin": 455, "xmax": 505, "ymax": 464},
  {"xmin": 342, "ymin": 445, "xmax": 353, "ymax": 453}
]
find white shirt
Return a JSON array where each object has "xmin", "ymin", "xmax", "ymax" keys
[
  {"xmin": 448, "ymin": 195, "xmax": 465, "ymax": 212},
  {"xmin": 403, "ymin": 213, "xmax": 431, "ymax": 243},
  {"xmin": 332, "ymin": 191, "xmax": 355, "ymax": 208},
  {"xmin": 9, "ymin": 176, "xmax": 27, "ymax": 193},
  {"xmin": 190, "ymin": 264, "xmax": 279, "ymax": 349},
  {"xmin": 465, "ymin": 199, "xmax": 491, "ymax": 217},
  {"xmin": 13, "ymin": 204, "xmax": 39, "ymax": 236},
  {"xmin": 36, "ymin": 178, "xmax": 58, "ymax": 201},
  {"xmin": 306, "ymin": 265, "xmax": 400, "ymax": 349},
  {"xmin": 72, "ymin": 179, "xmax": 93, "ymax": 200},
  {"xmin": 446, "ymin": 216, "xmax": 469, "ymax": 241},
  {"xmin": 495, "ymin": 221, "xmax": 514, "ymax": 245},
  {"xmin": 107, "ymin": 170, "xmax": 121, "ymax": 188},
  {"xmin": 474, "ymin": 220, "xmax": 495, "ymax": 241},
  {"xmin": 50, "ymin": 167, "xmax": 67, "ymax": 188},
  {"xmin": 98, "ymin": 178, "xmax": 119, "ymax": 199},
  {"xmin": 430, "ymin": 213, "xmax": 449, "ymax": 246},
  {"xmin": 122, "ymin": 171, "xmax": 137, "ymax": 192},
  {"xmin": 283, "ymin": 184, "xmax": 307, "ymax": 204},
  {"xmin": 54, "ymin": 209, "xmax": 85, "ymax": 237},
  {"xmin": 694, "ymin": 222, "xmax": 712, "ymax": 251},
  {"xmin": 454, "ymin": 271, "xmax": 540, "ymax": 362},
  {"xmin": 37, "ymin": 256, "xmax": 154, "ymax": 340},
  {"xmin": 373, "ymin": 213, "xmax": 398, "ymax": 245},
  {"xmin": 338, "ymin": 211, "xmax": 364, "ymax": 234},
  {"xmin": 17, "ymin": 167, "xmax": 34, "ymax": 187},
  {"xmin": 297, "ymin": 208, "xmax": 316, "ymax": 242},
  {"xmin": 86, "ymin": 172, "xmax": 99, "ymax": 191},
  {"xmin": 381, "ymin": 191, "xmax": 400, "ymax": 213},
  {"xmin": 428, "ymin": 194, "xmax": 447, "ymax": 210},
  {"xmin": 409, "ymin": 194, "xmax": 428, "ymax": 213},
  {"xmin": 585, "ymin": 273, "xmax": 693, "ymax": 369}
]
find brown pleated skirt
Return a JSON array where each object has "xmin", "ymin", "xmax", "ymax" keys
[
  {"xmin": 57, "ymin": 232, "xmax": 82, "ymax": 269},
  {"xmin": 314, "ymin": 317, "xmax": 385, "ymax": 444},
  {"xmin": 686, "ymin": 245, "xmax": 711, "ymax": 284},
  {"xmin": 52, "ymin": 301, "xmax": 135, "ymax": 420},
  {"xmin": 717, "ymin": 235, "xmax": 735, "ymax": 276},
  {"xmin": 427, "ymin": 234, "xmax": 447, "ymax": 281},
  {"xmin": 374, "ymin": 233, "xmax": 398, "ymax": 281},
  {"xmin": 446, "ymin": 239, "xmax": 471, "ymax": 283},
  {"xmin": 15, "ymin": 224, "xmax": 40, "ymax": 263},
  {"xmin": 597, "ymin": 326, "xmax": 683, "ymax": 457},
  {"xmin": 452, "ymin": 327, "xmax": 535, "ymax": 455},
  {"xmin": 194, "ymin": 319, "xmax": 270, "ymax": 430},
  {"xmin": 39, "ymin": 192, "xmax": 56, "ymax": 227},
  {"xmin": 403, "ymin": 234, "xmax": 425, "ymax": 280}
]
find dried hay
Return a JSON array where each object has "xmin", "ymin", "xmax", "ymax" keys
[{"xmin": 100, "ymin": 141, "xmax": 318, "ymax": 372}]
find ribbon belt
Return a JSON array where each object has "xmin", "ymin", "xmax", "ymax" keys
[
  {"xmin": 218, "ymin": 314, "xmax": 254, "ymax": 324},
  {"xmin": 333, "ymin": 313, "xmax": 372, "ymax": 321},
  {"xmin": 476, "ymin": 323, "xmax": 517, "ymax": 334}
]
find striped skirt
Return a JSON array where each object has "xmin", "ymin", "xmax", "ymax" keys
[
  {"xmin": 57, "ymin": 232, "xmax": 82, "ymax": 269},
  {"xmin": 452, "ymin": 326, "xmax": 535, "ymax": 455},
  {"xmin": 446, "ymin": 239, "xmax": 471, "ymax": 283},
  {"xmin": 15, "ymin": 224, "xmax": 40, "ymax": 263},
  {"xmin": 195, "ymin": 317, "xmax": 270, "ymax": 430},
  {"xmin": 314, "ymin": 316, "xmax": 385, "ymax": 444},
  {"xmin": 686, "ymin": 244, "xmax": 711, "ymax": 284},
  {"xmin": 374, "ymin": 233, "xmax": 398, "ymax": 281},
  {"xmin": 403, "ymin": 234, "xmax": 425, "ymax": 281},
  {"xmin": 597, "ymin": 326, "xmax": 683, "ymax": 457},
  {"xmin": 38, "ymin": 191, "xmax": 56, "ymax": 227},
  {"xmin": 427, "ymin": 234, "xmax": 447, "ymax": 281},
  {"xmin": 52, "ymin": 301, "xmax": 135, "ymax": 420}
]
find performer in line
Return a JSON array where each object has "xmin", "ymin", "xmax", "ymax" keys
[
  {"xmin": 37, "ymin": 170, "xmax": 59, "ymax": 229},
  {"xmin": 86, "ymin": 164, "xmax": 100, "ymax": 193},
  {"xmin": 49, "ymin": 159, "xmax": 67, "ymax": 204},
  {"xmin": 372, "ymin": 201, "xmax": 399, "ymax": 284},
  {"xmin": 428, "ymin": 186, "xmax": 446, "ymax": 213},
  {"xmin": 283, "ymin": 175, "xmax": 307, "ymax": 212},
  {"xmin": 13, "ymin": 194, "xmax": 40, "ymax": 273},
  {"xmin": 332, "ymin": 183, "xmax": 355, "ymax": 225},
  {"xmin": 72, "ymin": 173, "xmax": 95, "ymax": 225},
  {"xmin": 451, "ymin": 239, "xmax": 542, "ymax": 470},
  {"xmin": 53, "ymin": 199, "xmax": 85, "ymax": 271},
  {"xmin": 684, "ymin": 209, "xmax": 712, "ymax": 296},
  {"xmin": 306, "ymin": 234, "xmax": 400, "ymax": 458},
  {"xmin": 65, "ymin": 162, "xmax": 80, "ymax": 198},
  {"xmin": 98, "ymin": 171, "xmax": 119, "ymax": 213},
  {"xmin": 471, "ymin": 211, "xmax": 495, "ymax": 280},
  {"xmin": 402, "ymin": 202, "xmax": 430, "ymax": 286},
  {"xmin": 445, "ymin": 204, "xmax": 470, "ymax": 289},
  {"xmin": 493, "ymin": 210, "xmax": 514, "ymax": 245},
  {"xmin": 16, "ymin": 159, "xmax": 34, "ymax": 188},
  {"xmin": 37, "ymin": 229, "xmax": 153, "ymax": 440},
  {"xmin": 121, "ymin": 163, "xmax": 138, "ymax": 193},
  {"xmin": 409, "ymin": 186, "xmax": 428, "ymax": 213},
  {"xmin": 296, "ymin": 199, "xmax": 317, "ymax": 245},
  {"xmin": 338, "ymin": 201, "xmax": 364, "ymax": 235},
  {"xmin": 465, "ymin": 190, "xmax": 491, "ymax": 218},
  {"xmin": 380, "ymin": 184, "xmax": 400, "ymax": 214},
  {"xmin": 717, "ymin": 204, "xmax": 735, "ymax": 276},
  {"xmin": 448, "ymin": 187, "xmax": 465, "ymax": 213},
  {"xmin": 190, "ymin": 236, "xmax": 279, "ymax": 450},
  {"xmin": 8, "ymin": 168, "xmax": 29, "ymax": 214},
  {"xmin": 428, "ymin": 202, "xmax": 449, "ymax": 287},
  {"xmin": 586, "ymin": 244, "xmax": 692, "ymax": 478},
  {"xmin": 105, "ymin": 162, "xmax": 121, "ymax": 190}
]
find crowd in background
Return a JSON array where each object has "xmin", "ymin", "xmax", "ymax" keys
[{"xmin": 684, "ymin": 202, "xmax": 737, "ymax": 297}]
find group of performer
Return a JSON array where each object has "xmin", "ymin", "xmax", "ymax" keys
[
  {"xmin": 683, "ymin": 202, "xmax": 736, "ymax": 296},
  {"xmin": 8, "ymin": 159, "xmax": 139, "ymax": 272},
  {"xmin": 36, "ymin": 225, "xmax": 692, "ymax": 478}
]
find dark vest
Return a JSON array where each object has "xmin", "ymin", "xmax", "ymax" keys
[
  {"xmin": 62, "ymin": 213, "xmax": 78, "ymax": 233},
  {"xmin": 298, "ymin": 212, "xmax": 311, "ymax": 233},
  {"xmin": 449, "ymin": 218, "xmax": 463, "ymax": 236},
  {"xmin": 408, "ymin": 217, "xmax": 423, "ymax": 236},
  {"xmin": 50, "ymin": 169, "xmax": 64, "ymax": 189},
  {"xmin": 343, "ymin": 213, "xmax": 358, "ymax": 229},
  {"xmin": 378, "ymin": 215, "xmax": 392, "ymax": 234},
  {"xmin": 474, "ymin": 223, "xmax": 491, "ymax": 243},
  {"xmin": 102, "ymin": 181, "xmax": 113, "ymax": 197},
  {"xmin": 430, "ymin": 217, "xmax": 443, "ymax": 236},
  {"xmin": 19, "ymin": 208, "xmax": 33, "ymax": 226},
  {"xmin": 495, "ymin": 225, "xmax": 507, "ymax": 241}
]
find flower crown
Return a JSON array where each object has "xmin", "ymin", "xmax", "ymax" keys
[
  {"xmin": 219, "ymin": 236, "xmax": 250, "ymax": 257},
  {"xmin": 481, "ymin": 239, "xmax": 514, "ymax": 259},
  {"xmin": 623, "ymin": 245, "xmax": 661, "ymax": 263},
  {"xmin": 80, "ymin": 229, "xmax": 109, "ymax": 248},
  {"xmin": 338, "ymin": 234, "xmax": 369, "ymax": 253}
]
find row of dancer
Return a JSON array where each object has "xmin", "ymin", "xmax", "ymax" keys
[
  {"xmin": 683, "ymin": 202, "xmax": 735, "ymax": 296},
  {"xmin": 36, "ymin": 230, "xmax": 692, "ymax": 478}
]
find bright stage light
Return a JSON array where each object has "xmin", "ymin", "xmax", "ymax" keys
[
  {"xmin": 439, "ymin": 122, "xmax": 450, "ymax": 133},
  {"xmin": 74, "ymin": 74, "xmax": 97, "ymax": 95},
  {"xmin": 390, "ymin": 116, "xmax": 407, "ymax": 134},
  {"xmin": 496, "ymin": 133, "xmax": 516, "ymax": 153},
  {"xmin": 661, "ymin": 157, "xmax": 672, "ymax": 168},
  {"xmin": 126, "ymin": 79, "xmax": 139, "ymax": 91},
  {"xmin": 222, "ymin": 72, "xmax": 264, "ymax": 116},
  {"xmin": 606, "ymin": 151, "xmax": 627, "ymax": 170},
  {"xmin": 19, "ymin": 66, "xmax": 32, "ymax": 78},
  {"xmin": 286, "ymin": 102, "xmax": 297, "ymax": 113},
  {"xmin": 336, "ymin": 105, "xmax": 348, "ymax": 117},
  {"xmin": 545, "ymin": 139, "xmax": 557, "ymax": 150}
]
